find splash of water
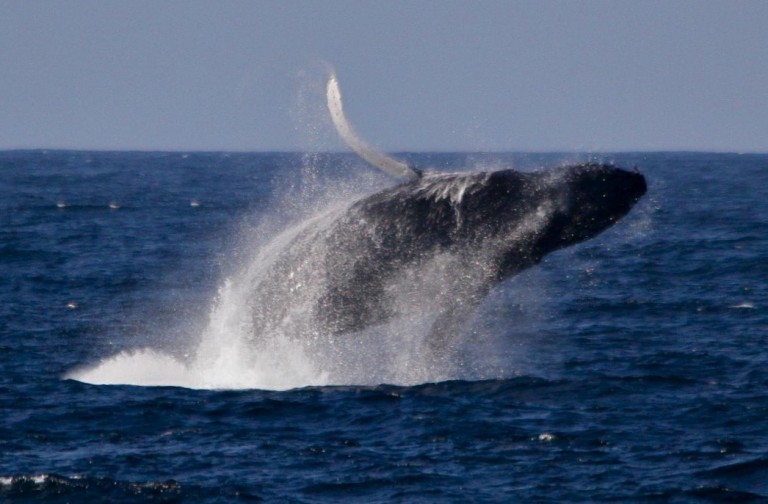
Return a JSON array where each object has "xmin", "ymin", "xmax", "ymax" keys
[
  {"xmin": 68, "ymin": 202, "xmax": 344, "ymax": 391},
  {"xmin": 67, "ymin": 164, "xmax": 535, "ymax": 390}
]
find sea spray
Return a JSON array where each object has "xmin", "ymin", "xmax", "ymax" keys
[
  {"xmin": 67, "ymin": 173, "xmax": 520, "ymax": 390},
  {"xmin": 67, "ymin": 150, "xmax": 459, "ymax": 389}
]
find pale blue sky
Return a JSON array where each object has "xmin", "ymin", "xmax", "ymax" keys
[{"xmin": 0, "ymin": 1, "xmax": 766, "ymax": 152}]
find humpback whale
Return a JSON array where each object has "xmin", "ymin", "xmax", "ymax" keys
[{"xmin": 249, "ymin": 74, "xmax": 646, "ymax": 351}]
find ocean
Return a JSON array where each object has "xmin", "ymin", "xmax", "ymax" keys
[{"xmin": 1, "ymin": 150, "xmax": 767, "ymax": 502}]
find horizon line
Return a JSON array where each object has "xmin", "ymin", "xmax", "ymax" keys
[{"xmin": 1, "ymin": 147, "xmax": 767, "ymax": 156}]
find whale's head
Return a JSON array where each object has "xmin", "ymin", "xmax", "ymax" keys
[
  {"xmin": 457, "ymin": 163, "xmax": 646, "ymax": 279},
  {"xmin": 538, "ymin": 163, "xmax": 647, "ymax": 251},
  {"xmin": 348, "ymin": 163, "xmax": 645, "ymax": 284}
]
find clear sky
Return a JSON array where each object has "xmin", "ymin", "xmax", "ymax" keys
[{"xmin": 1, "ymin": 1, "xmax": 766, "ymax": 152}]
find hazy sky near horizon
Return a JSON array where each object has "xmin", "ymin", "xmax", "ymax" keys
[{"xmin": 1, "ymin": 1, "xmax": 766, "ymax": 152}]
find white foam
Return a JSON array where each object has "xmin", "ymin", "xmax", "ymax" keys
[
  {"xmin": 67, "ymin": 342, "xmax": 329, "ymax": 391},
  {"xmin": 68, "ymin": 279, "xmax": 330, "ymax": 391},
  {"xmin": 66, "ymin": 349, "xmax": 193, "ymax": 388}
]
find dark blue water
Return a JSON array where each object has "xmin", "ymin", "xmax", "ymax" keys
[{"xmin": 2, "ymin": 151, "xmax": 767, "ymax": 502}]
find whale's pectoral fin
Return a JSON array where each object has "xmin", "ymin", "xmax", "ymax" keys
[{"xmin": 326, "ymin": 73, "xmax": 421, "ymax": 181}]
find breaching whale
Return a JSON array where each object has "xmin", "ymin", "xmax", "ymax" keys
[{"xmin": 249, "ymin": 74, "xmax": 646, "ymax": 351}]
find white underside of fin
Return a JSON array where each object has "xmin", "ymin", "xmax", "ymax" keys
[{"xmin": 326, "ymin": 74, "xmax": 420, "ymax": 181}]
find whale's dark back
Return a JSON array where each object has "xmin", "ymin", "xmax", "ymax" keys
[{"xmin": 251, "ymin": 163, "xmax": 646, "ymax": 340}]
